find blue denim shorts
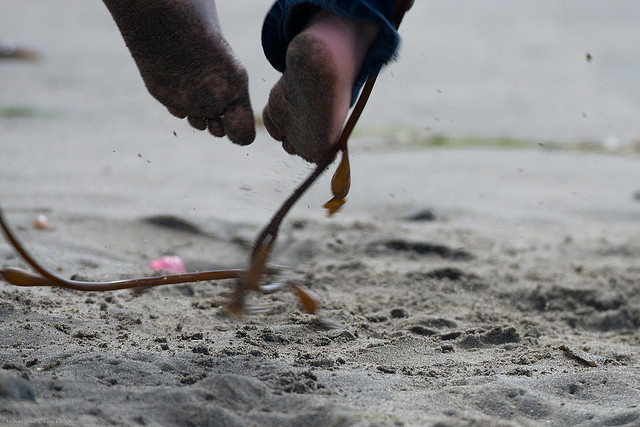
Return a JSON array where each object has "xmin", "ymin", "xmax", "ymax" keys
[{"xmin": 262, "ymin": 0, "xmax": 400, "ymax": 104}]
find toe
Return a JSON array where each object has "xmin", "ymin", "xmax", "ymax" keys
[
  {"xmin": 167, "ymin": 107, "xmax": 187, "ymax": 119},
  {"xmin": 261, "ymin": 105, "xmax": 285, "ymax": 142},
  {"xmin": 207, "ymin": 118, "xmax": 225, "ymax": 138},
  {"xmin": 188, "ymin": 116, "xmax": 208, "ymax": 130},
  {"xmin": 281, "ymin": 139, "xmax": 296, "ymax": 155},
  {"xmin": 221, "ymin": 96, "xmax": 255, "ymax": 146}
]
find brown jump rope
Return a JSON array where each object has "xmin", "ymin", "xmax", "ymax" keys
[{"xmin": 0, "ymin": 0, "xmax": 413, "ymax": 317}]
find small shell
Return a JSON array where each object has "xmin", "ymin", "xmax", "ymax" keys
[{"xmin": 33, "ymin": 214, "xmax": 54, "ymax": 231}]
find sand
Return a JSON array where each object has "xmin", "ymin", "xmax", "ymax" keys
[{"xmin": 2, "ymin": 1, "xmax": 640, "ymax": 426}]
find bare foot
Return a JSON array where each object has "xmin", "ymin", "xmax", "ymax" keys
[
  {"xmin": 103, "ymin": 0, "xmax": 255, "ymax": 145},
  {"xmin": 262, "ymin": 9, "xmax": 379, "ymax": 164}
]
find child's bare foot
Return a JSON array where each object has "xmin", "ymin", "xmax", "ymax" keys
[
  {"xmin": 103, "ymin": 0, "xmax": 255, "ymax": 145},
  {"xmin": 262, "ymin": 9, "xmax": 379, "ymax": 164}
]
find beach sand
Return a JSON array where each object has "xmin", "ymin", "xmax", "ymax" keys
[{"xmin": 1, "ymin": 1, "xmax": 640, "ymax": 426}]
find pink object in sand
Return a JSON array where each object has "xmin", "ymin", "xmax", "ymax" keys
[
  {"xmin": 33, "ymin": 214, "xmax": 54, "ymax": 231},
  {"xmin": 150, "ymin": 256, "xmax": 187, "ymax": 273}
]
